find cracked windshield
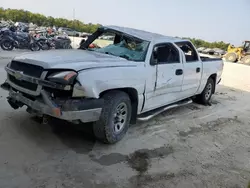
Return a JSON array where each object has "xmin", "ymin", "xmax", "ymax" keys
[
  {"xmin": 0, "ymin": 0, "xmax": 250, "ymax": 188},
  {"xmin": 82, "ymin": 29, "xmax": 149, "ymax": 61}
]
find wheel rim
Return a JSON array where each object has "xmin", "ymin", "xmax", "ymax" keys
[
  {"xmin": 228, "ymin": 55, "xmax": 234, "ymax": 61},
  {"xmin": 113, "ymin": 102, "xmax": 128, "ymax": 134},
  {"xmin": 205, "ymin": 83, "xmax": 212, "ymax": 100}
]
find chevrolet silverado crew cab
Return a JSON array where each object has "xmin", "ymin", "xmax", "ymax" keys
[{"xmin": 1, "ymin": 26, "xmax": 224, "ymax": 144}]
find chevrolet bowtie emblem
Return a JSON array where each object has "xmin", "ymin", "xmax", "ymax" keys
[{"xmin": 13, "ymin": 71, "xmax": 23, "ymax": 80}]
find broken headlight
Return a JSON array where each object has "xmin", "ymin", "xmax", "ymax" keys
[
  {"xmin": 47, "ymin": 71, "xmax": 77, "ymax": 85},
  {"xmin": 72, "ymin": 82, "xmax": 85, "ymax": 97}
]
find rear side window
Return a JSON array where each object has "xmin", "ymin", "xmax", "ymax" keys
[
  {"xmin": 175, "ymin": 42, "xmax": 199, "ymax": 62},
  {"xmin": 153, "ymin": 43, "xmax": 180, "ymax": 64}
]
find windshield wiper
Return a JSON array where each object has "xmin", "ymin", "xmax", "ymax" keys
[
  {"xmin": 104, "ymin": 52, "xmax": 130, "ymax": 61},
  {"xmin": 104, "ymin": 52, "xmax": 114, "ymax": 55},
  {"xmin": 119, "ymin": 54, "xmax": 130, "ymax": 60}
]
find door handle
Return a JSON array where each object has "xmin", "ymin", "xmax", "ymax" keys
[
  {"xmin": 196, "ymin": 67, "xmax": 200, "ymax": 73},
  {"xmin": 175, "ymin": 69, "xmax": 183, "ymax": 75}
]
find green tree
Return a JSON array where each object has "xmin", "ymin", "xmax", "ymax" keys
[
  {"xmin": 0, "ymin": 7, "xmax": 101, "ymax": 33},
  {"xmin": 183, "ymin": 37, "xmax": 229, "ymax": 50}
]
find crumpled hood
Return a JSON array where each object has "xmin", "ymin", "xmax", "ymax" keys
[{"xmin": 13, "ymin": 49, "xmax": 136, "ymax": 71}]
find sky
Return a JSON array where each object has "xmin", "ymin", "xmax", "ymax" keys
[{"xmin": 1, "ymin": 0, "xmax": 250, "ymax": 45}]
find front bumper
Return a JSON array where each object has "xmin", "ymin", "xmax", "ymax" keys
[{"xmin": 1, "ymin": 82, "xmax": 103, "ymax": 123}]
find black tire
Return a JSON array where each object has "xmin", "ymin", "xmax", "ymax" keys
[
  {"xmin": 241, "ymin": 55, "xmax": 250, "ymax": 65},
  {"xmin": 30, "ymin": 43, "xmax": 40, "ymax": 51},
  {"xmin": 225, "ymin": 52, "xmax": 237, "ymax": 62},
  {"xmin": 0, "ymin": 39, "xmax": 14, "ymax": 51},
  {"xmin": 93, "ymin": 91, "xmax": 132, "ymax": 144},
  {"xmin": 195, "ymin": 78, "xmax": 215, "ymax": 105}
]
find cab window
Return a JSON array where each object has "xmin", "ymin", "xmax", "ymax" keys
[{"xmin": 152, "ymin": 43, "xmax": 180, "ymax": 64}]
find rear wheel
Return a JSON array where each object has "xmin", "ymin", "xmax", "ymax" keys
[
  {"xmin": 195, "ymin": 78, "xmax": 215, "ymax": 105},
  {"xmin": 225, "ymin": 52, "xmax": 237, "ymax": 62},
  {"xmin": 30, "ymin": 43, "xmax": 40, "ymax": 51},
  {"xmin": 241, "ymin": 55, "xmax": 250, "ymax": 64},
  {"xmin": 93, "ymin": 91, "xmax": 132, "ymax": 144}
]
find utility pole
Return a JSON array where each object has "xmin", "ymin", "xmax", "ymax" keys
[{"xmin": 73, "ymin": 8, "xmax": 75, "ymax": 46}]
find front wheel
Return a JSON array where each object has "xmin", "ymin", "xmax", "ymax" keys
[
  {"xmin": 93, "ymin": 91, "xmax": 132, "ymax": 144},
  {"xmin": 0, "ymin": 39, "xmax": 14, "ymax": 51},
  {"xmin": 225, "ymin": 52, "xmax": 238, "ymax": 62},
  {"xmin": 195, "ymin": 78, "xmax": 215, "ymax": 105}
]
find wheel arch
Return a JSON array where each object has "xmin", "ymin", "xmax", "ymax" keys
[
  {"xmin": 99, "ymin": 87, "xmax": 139, "ymax": 124},
  {"xmin": 208, "ymin": 73, "xmax": 217, "ymax": 94}
]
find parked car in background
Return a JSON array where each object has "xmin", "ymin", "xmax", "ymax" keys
[
  {"xmin": 58, "ymin": 27, "xmax": 80, "ymax": 37},
  {"xmin": 199, "ymin": 47, "xmax": 225, "ymax": 57},
  {"xmin": 197, "ymin": 47, "xmax": 206, "ymax": 53},
  {"xmin": 99, "ymin": 35, "xmax": 115, "ymax": 40},
  {"xmin": 202, "ymin": 48, "xmax": 215, "ymax": 54},
  {"xmin": 213, "ymin": 48, "xmax": 226, "ymax": 56}
]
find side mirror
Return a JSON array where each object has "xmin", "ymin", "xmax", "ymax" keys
[{"xmin": 153, "ymin": 47, "xmax": 158, "ymax": 58}]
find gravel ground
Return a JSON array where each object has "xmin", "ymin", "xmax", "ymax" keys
[{"xmin": 0, "ymin": 50, "xmax": 250, "ymax": 188}]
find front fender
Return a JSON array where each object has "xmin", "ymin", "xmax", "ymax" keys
[{"xmin": 76, "ymin": 66, "xmax": 146, "ymax": 98}]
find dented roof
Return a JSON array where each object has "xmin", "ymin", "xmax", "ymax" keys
[{"xmin": 104, "ymin": 25, "xmax": 184, "ymax": 43}]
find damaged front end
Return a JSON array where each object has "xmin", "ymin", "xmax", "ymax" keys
[{"xmin": 1, "ymin": 60, "xmax": 103, "ymax": 123}]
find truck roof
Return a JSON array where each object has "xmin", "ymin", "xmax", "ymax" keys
[{"xmin": 105, "ymin": 25, "xmax": 186, "ymax": 43}]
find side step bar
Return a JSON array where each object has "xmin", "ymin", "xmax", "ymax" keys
[{"xmin": 137, "ymin": 99, "xmax": 192, "ymax": 121}]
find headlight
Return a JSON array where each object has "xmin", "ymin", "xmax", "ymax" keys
[{"xmin": 47, "ymin": 71, "xmax": 77, "ymax": 85}]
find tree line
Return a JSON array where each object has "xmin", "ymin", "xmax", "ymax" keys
[
  {"xmin": 0, "ymin": 8, "xmax": 230, "ymax": 50},
  {"xmin": 0, "ymin": 8, "xmax": 101, "ymax": 33},
  {"xmin": 187, "ymin": 38, "xmax": 229, "ymax": 51}
]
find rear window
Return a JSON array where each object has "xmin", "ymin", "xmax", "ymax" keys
[{"xmin": 175, "ymin": 41, "xmax": 199, "ymax": 62}]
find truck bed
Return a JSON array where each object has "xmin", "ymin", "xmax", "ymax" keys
[{"xmin": 200, "ymin": 56, "xmax": 222, "ymax": 62}]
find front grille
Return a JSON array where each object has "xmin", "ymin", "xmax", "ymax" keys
[
  {"xmin": 9, "ymin": 74, "xmax": 38, "ymax": 91},
  {"xmin": 10, "ymin": 61, "xmax": 44, "ymax": 78}
]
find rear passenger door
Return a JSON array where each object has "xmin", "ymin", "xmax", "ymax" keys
[{"xmin": 176, "ymin": 41, "xmax": 202, "ymax": 96}]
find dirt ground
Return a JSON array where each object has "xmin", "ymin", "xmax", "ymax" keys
[{"xmin": 0, "ymin": 50, "xmax": 250, "ymax": 188}]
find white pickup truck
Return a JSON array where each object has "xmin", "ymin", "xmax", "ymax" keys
[{"xmin": 1, "ymin": 26, "xmax": 224, "ymax": 144}]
